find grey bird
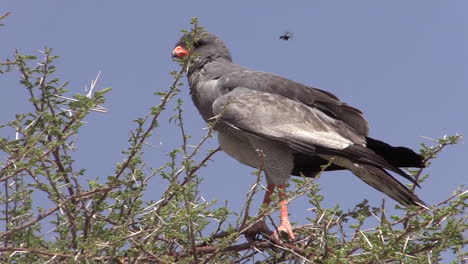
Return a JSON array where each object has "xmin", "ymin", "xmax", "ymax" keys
[{"xmin": 172, "ymin": 30, "xmax": 426, "ymax": 240}]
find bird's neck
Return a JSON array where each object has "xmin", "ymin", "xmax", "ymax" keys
[{"xmin": 187, "ymin": 57, "xmax": 234, "ymax": 86}]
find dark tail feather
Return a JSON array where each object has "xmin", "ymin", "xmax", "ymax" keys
[
  {"xmin": 292, "ymin": 138, "xmax": 424, "ymax": 180},
  {"xmin": 319, "ymin": 144, "xmax": 421, "ymax": 188},
  {"xmin": 366, "ymin": 137, "xmax": 425, "ymax": 168},
  {"xmin": 353, "ymin": 164, "xmax": 426, "ymax": 207}
]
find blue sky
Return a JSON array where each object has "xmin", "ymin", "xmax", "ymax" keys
[{"xmin": 1, "ymin": 0, "xmax": 466, "ymax": 236}]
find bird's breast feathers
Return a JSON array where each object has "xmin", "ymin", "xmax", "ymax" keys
[{"xmin": 191, "ymin": 79, "xmax": 223, "ymax": 121}]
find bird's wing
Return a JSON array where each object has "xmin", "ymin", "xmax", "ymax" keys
[
  {"xmin": 217, "ymin": 70, "xmax": 369, "ymax": 136},
  {"xmin": 212, "ymin": 87, "xmax": 424, "ymax": 206},
  {"xmin": 212, "ymin": 87, "xmax": 416, "ymax": 182},
  {"xmin": 213, "ymin": 87, "xmax": 363, "ymax": 150},
  {"xmin": 213, "ymin": 70, "xmax": 424, "ymax": 177}
]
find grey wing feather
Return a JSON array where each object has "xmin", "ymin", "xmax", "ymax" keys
[
  {"xmin": 212, "ymin": 87, "xmax": 365, "ymax": 152},
  {"xmin": 351, "ymin": 163, "xmax": 425, "ymax": 207},
  {"xmin": 212, "ymin": 87, "xmax": 420, "ymax": 186},
  {"xmin": 217, "ymin": 70, "xmax": 369, "ymax": 136}
]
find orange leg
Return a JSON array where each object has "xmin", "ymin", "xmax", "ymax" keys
[
  {"xmin": 262, "ymin": 184, "xmax": 276, "ymax": 205},
  {"xmin": 262, "ymin": 184, "xmax": 295, "ymax": 240},
  {"xmin": 276, "ymin": 184, "xmax": 295, "ymax": 240}
]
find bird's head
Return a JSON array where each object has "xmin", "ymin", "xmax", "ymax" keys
[{"xmin": 172, "ymin": 30, "xmax": 232, "ymax": 62}]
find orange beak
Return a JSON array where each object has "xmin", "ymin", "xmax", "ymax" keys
[{"xmin": 172, "ymin": 45, "xmax": 189, "ymax": 59}]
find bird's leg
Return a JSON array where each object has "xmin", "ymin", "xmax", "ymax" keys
[
  {"xmin": 262, "ymin": 184, "xmax": 276, "ymax": 205},
  {"xmin": 275, "ymin": 184, "xmax": 295, "ymax": 240},
  {"xmin": 241, "ymin": 184, "xmax": 276, "ymax": 242}
]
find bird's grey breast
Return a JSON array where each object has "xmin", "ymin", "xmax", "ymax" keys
[
  {"xmin": 217, "ymin": 126, "xmax": 260, "ymax": 169},
  {"xmin": 191, "ymin": 79, "xmax": 222, "ymax": 121}
]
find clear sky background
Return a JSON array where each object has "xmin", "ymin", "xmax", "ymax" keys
[{"xmin": 1, "ymin": 0, "xmax": 466, "ymax": 239}]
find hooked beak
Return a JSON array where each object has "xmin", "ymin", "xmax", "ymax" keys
[{"xmin": 172, "ymin": 45, "xmax": 189, "ymax": 58}]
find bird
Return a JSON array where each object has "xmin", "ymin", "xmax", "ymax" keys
[{"xmin": 172, "ymin": 30, "xmax": 426, "ymax": 240}]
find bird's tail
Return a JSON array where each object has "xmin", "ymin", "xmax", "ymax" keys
[
  {"xmin": 366, "ymin": 137, "xmax": 425, "ymax": 168},
  {"xmin": 355, "ymin": 163, "xmax": 426, "ymax": 207},
  {"xmin": 320, "ymin": 154, "xmax": 426, "ymax": 207}
]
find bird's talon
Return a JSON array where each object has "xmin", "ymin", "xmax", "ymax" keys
[
  {"xmin": 273, "ymin": 223, "xmax": 296, "ymax": 241},
  {"xmin": 241, "ymin": 219, "xmax": 273, "ymax": 242}
]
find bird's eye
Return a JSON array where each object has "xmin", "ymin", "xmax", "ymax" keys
[{"xmin": 194, "ymin": 39, "xmax": 206, "ymax": 47}]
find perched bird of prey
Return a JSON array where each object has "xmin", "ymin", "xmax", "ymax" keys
[{"xmin": 172, "ymin": 30, "xmax": 425, "ymax": 240}]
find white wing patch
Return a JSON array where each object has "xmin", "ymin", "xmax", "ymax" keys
[{"xmin": 267, "ymin": 123, "xmax": 353, "ymax": 150}]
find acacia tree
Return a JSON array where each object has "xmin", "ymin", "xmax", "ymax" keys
[{"xmin": 0, "ymin": 16, "xmax": 466, "ymax": 263}]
